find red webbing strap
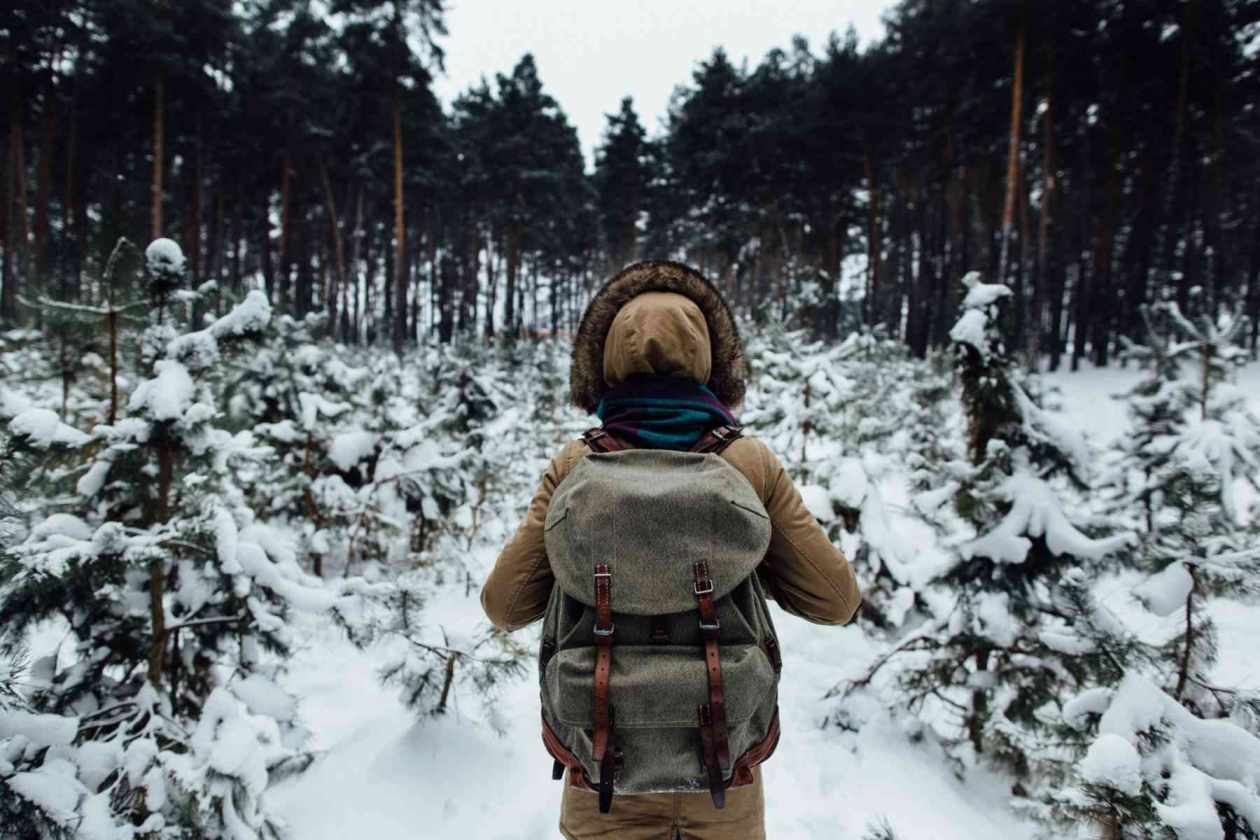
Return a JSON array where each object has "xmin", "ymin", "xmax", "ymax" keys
[
  {"xmin": 582, "ymin": 427, "xmax": 629, "ymax": 453},
  {"xmin": 689, "ymin": 424, "xmax": 743, "ymax": 455},
  {"xmin": 591, "ymin": 562, "xmax": 616, "ymax": 813},
  {"xmin": 693, "ymin": 559, "xmax": 730, "ymax": 809}
]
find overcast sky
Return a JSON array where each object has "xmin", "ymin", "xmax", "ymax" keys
[{"xmin": 429, "ymin": 1, "xmax": 893, "ymax": 169}]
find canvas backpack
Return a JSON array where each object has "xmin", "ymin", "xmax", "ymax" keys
[{"xmin": 538, "ymin": 424, "xmax": 783, "ymax": 814}]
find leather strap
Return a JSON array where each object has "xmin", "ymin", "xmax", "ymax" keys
[
  {"xmin": 591, "ymin": 562, "xmax": 616, "ymax": 813},
  {"xmin": 693, "ymin": 559, "xmax": 730, "ymax": 808},
  {"xmin": 689, "ymin": 424, "xmax": 743, "ymax": 455},
  {"xmin": 582, "ymin": 427, "xmax": 629, "ymax": 453}
]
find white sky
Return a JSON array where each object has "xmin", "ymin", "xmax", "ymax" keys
[{"xmin": 430, "ymin": 0, "xmax": 893, "ymax": 169}]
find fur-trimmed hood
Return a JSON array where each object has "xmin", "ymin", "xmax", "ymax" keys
[{"xmin": 570, "ymin": 261, "xmax": 747, "ymax": 412}]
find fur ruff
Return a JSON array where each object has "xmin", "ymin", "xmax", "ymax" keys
[{"xmin": 571, "ymin": 260, "xmax": 747, "ymax": 412}]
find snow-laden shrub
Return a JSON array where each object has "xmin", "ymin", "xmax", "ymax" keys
[
  {"xmin": 0, "ymin": 241, "xmax": 373, "ymax": 839},
  {"xmin": 832, "ymin": 272, "xmax": 1134, "ymax": 789},
  {"xmin": 1054, "ymin": 673, "xmax": 1260, "ymax": 839}
]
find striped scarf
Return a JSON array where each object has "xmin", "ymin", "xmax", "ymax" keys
[{"xmin": 595, "ymin": 374, "xmax": 739, "ymax": 451}]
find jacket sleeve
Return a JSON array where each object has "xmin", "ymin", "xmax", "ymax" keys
[
  {"xmin": 739, "ymin": 438, "xmax": 862, "ymax": 625},
  {"xmin": 480, "ymin": 439, "xmax": 586, "ymax": 631}
]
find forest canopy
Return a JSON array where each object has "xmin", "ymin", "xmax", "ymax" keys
[{"xmin": 1, "ymin": 0, "xmax": 1259, "ymax": 364}]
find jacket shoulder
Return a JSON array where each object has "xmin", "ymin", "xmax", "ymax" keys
[
  {"xmin": 718, "ymin": 435, "xmax": 778, "ymax": 503},
  {"xmin": 549, "ymin": 437, "xmax": 591, "ymax": 484}
]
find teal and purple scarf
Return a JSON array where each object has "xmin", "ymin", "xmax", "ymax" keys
[{"xmin": 595, "ymin": 374, "xmax": 739, "ymax": 451}]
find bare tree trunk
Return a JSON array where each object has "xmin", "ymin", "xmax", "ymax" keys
[
  {"xmin": 505, "ymin": 219, "xmax": 521, "ymax": 335},
  {"xmin": 151, "ymin": 71, "xmax": 165, "ymax": 238},
  {"xmin": 280, "ymin": 153, "xmax": 292, "ymax": 310},
  {"xmin": 63, "ymin": 96, "xmax": 77, "ymax": 298},
  {"xmin": 392, "ymin": 88, "xmax": 407, "ymax": 353},
  {"xmin": 35, "ymin": 93, "xmax": 52, "ymax": 281},
  {"xmin": 864, "ymin": 146, "xmax": 880, "ymax": 327},
  {"xmin": 998, "ymin": 8, "xmax": 1027, "ymax": 282},
  {"xmin": 1031, "ymin": 70, "xmax": 1055, "ymax": 365},
  {"xmin": 319, "ymin": 158, "xmax": 346, "ymax": 328}
]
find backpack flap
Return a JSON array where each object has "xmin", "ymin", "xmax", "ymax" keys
[{"xmin": 544, "ymin": 450, "xmax": 771, "ymax": 615}]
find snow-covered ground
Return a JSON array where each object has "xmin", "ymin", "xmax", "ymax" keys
[{"xmin": 267, "ymin": 362, "xmax": 1260, "ymax": 840}]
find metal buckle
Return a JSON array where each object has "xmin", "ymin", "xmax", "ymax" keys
[
  {"xmin": 693, "ymin": 578, "xmax": 714, "ymax": 596},
  {"xmin": 594, "ymin": 571, "xmax": 612, "ymax": 579},
  {"xmin": 699, "ymin": 619, "xmax": 720, "ymax": 634},
  {"xmin": 594, "ymin": 624, "xmax": 615, "ymax": 637},
  {"xmin": 712, "ymin": 426, "xmax": 731, "ymax": 441}
]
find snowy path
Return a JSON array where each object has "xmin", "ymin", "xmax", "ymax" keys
[
  {"xmin": 271, "ymin": 364, "xmax": 1260, "ymax": 839},
  {"xmin": 271, "ymin": 573, "xmax": 1030, "ymax": 840}
]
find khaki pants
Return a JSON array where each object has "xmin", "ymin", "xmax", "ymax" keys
[{"xmin": 558, "ymin": 768, "xmax": 765, "ymax": 840}]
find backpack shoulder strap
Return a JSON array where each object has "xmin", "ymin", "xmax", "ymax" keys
[
  {"xmin": 582, "ymin": 427, "xmax": 630, "ymax": 453},
  {"xmin": 689, "ymin": 424, "xmax": 743, "ymax": 455}
]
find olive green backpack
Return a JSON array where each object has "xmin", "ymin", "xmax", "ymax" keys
[{"xmin": 539, "ymin": 424, "xmax": 783, "ymax": 814}]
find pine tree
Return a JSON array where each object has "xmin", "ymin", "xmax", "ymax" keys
[
  {"xmin": 1049, "ymin": 302, "xmax": 1260, "ymax": 837},
  {"xmin": 0, "ymin": 238, "xmax": 358, "ymax": 838},
  {"xmin": 832, "ymin": 272, "xmax": 1133, "ymax": 787}
]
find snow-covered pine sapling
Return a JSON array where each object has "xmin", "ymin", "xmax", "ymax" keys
[
  {"xmin": 831, "ymin": 271, "xmax": 1133, "ymax": 788},
  {"xmin": 0, "ymin": 239, "xmax": 356, "ymax": 838},
  {"xmin": 1120, "ymin": 303, "xmax": 1260, "ymax": 713},
  {"xmin": 1054, "ymin": 673, "xmax": 1260, "ymax": 838}
]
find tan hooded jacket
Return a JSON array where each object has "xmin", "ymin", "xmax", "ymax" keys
[{"xmin": 481, "ymin": 275, "xmax": 860, "ymax": 632}]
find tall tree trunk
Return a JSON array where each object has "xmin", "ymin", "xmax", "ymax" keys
[
  {"xmin": 319, "ymin": 158, "xmax": 346, "ymax": 328},
  {"xmin": 259, "ymin": 198, "xmax": 274, "ymax": 301},
  {"xmin": 504, "ymin": 218, "xmax": 521, "ymax": 334},
  {"xmin": 998, "ymin": 7, "xmax": 1027, "ymax": 283},
  {"xmin": 1, "ymin": 94, "xmax": 14, "ymax": 321},
  {"xmin": 864, "ymin": 146, "xmax": 880, "ymax": 328},
  {"xmin": 64, "ymin": 98, "xmax": 79, "ymax": 298},
  {"xmin": 1246, "ymin": 186, "xmax": 1260, "ymax": 353},
  {"xmin": 151, "ymin": 71, "xmax": 165, "ymax": 238},
  {"xmin": 1031, "ymin": 54, "xmax": 1055, "ymax": 365},
  {"xmin": 280, "ymin": 152, "xmax": 291, "ymax": 310},
  {"xmin": 392, "ymin": 87, "xmax": 407, "ymax": 353},
  {"xmin": 350, "ymin": 189, "xmax": 364, "ymax": 343},
  {"xmin": 35, "ymin": 93, "xmax": 52, "ymax": 282}
]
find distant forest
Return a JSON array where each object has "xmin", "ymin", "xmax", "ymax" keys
[{"xmin": 2, "ymin": 0, "xmax": 1259, "ymax": 367}]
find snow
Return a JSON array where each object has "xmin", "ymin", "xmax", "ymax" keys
[
  {"xmin": 830, "ymin": 457, "xmax": 869, "ymax": 509},
  {"xmin": 959, "ymin": 271, "xmax": 1013, "ymax": 310},
  {"xmin": 8, "ymin": 408, "xmax": 90, "ymax": 449},
  {"xmin": 1134, "ymin": 561, "xmax": 1194, "ymax": 617},
  {"xmin": 948, "ymin": 309, "xmax": 990, "ymax": 354},
  {"xmin": 0, "ymin": 709, "xmax": 79, "ymax": 748},
  {"xmin": 329, "ymin": 430, "xmax": 378, "ymax": 471},
  {"xmin": 129, "ymin": 359, "xmax": 195, "ymax": 421},
  {"xmin": 798, "ymin": 484, "xmax": 833, "ymax": 521},
  {"xmin": 961, "ymin": 468, "xmax": 1133, "ymax": 564},
  {"xmin": 207, "ymin": 290, "xmax": 272, "ymax": 339},
  {"xmin": 76, "ymin": 459, "xmax": 113, "ymax": 497},
  {"xmin": 1078, "ymin": 733, "xmax": 1142, "ymax": 795},
  {"xmin": 271, "ymin": 606, "xmax": 1034, "ymax": 840},
  {"xmin": 232, "ymin": 674, "xmax": 297, "ymax": 723},
  {"xmin": 7, "ymin": 765, "xmax": 82, "ymax": 823},
  {"xmin": 145, "ymin": 237, "xmax": 186, "ymax": 276}
]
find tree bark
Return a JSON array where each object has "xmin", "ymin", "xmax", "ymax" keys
[
  {"xmin": 998, "ymin": 7, "xmax": 1027, "ymax": 283},
  {"xmin": 151, "ymin": 71, "xmax": 165, "ymax": 239},
  {"xmin": 280, "ymin": 153, "xmax": 291, "ymax": 309},
  {"xmin": 35, "ymin": 93, "xmax": 52, "ymax": 282},
  {"xmin": 392, "ymin": 87, "xmax": 407, "ymax": 353},
  {"xmin": 1030, "ymin": 57, "xmax": 1055, "ymax": 365},
  {"xmin": 864, "ymin": 147, "xmax": 880, "ymax": 328},
  {"xmin": 319, "ymin": 158, "xmax": 346, "ymax": 328}
]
